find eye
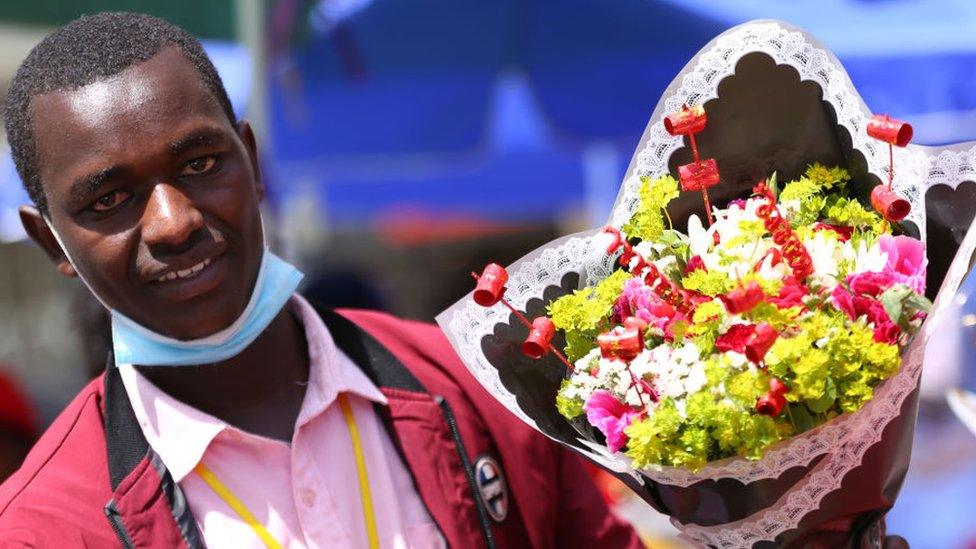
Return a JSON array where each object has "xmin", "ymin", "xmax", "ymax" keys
[
  {"xmin": 181, "ymin": 155, "xmax": 218, "ymax": 176},
  {"xmin": 90, "ymin": 190, "xmax": 131, "ymax": 212}
]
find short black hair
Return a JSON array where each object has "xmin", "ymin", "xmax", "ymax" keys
[{"xmin": 3, "ymin": 12, "xmax": 236, "ymax": 214}]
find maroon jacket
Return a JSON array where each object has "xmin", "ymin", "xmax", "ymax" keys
[{"xmin": 0, "ymin": 306, "xmax": 641, "ymax": 548}]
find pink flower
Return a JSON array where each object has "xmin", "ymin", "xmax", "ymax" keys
[
  {"xmin": 831, "ymin": 286, "xmax": 901, "ymax": 343},
  {"xmin": 769, "ymin": 277, "xmax": 807, "ymax": 309},
  {"xmin": 685, "ymin": 255, "xmax": 707, "ymax": 275},
  {"xmin": 614, "ymin": 278, "xmax": 677, "ymax": 332},
  {"xmin": 847, "ymin": 270, "xmax": 898, "ymax": 297},
  {"xmin": 878, "ymin": 235, "xmax": 927, "ymax": 294},
  {"xmin": 584, "ymin": 391, "xmax": 642, "ymax": 453}
]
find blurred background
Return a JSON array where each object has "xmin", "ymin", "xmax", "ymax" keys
[{"xmin": 2, "ymin": 0, "xmax": 976, "ymax": 546}]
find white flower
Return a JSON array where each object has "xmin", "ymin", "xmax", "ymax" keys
[
  {"xmin": 687, "ymin": 215, "xmax": 711, "ymax": 257},
  {"xmin": 853, "ymin": 241, "xmax": 888, "ymax": 273},
  {"xmin": 805, "ymin": 231, "xmax": 843, "ymax": 290},
  {"xmin": 633, "ymin": 241, "xmax": 655, "ymax": 261},
  {"xmin": 574, "ymin": 348, "xmax": 601, "ymax": 373},
  {"xmin": 756, "ymin": 251, "xmax": 790, "ymax": 281},
  {"xmin": 674, "ymin": 341, "xmax": 701, "ymax": 364},
  {"xmin": 684, "ymin": 364, "xmax": 707, "ymax": 394}
]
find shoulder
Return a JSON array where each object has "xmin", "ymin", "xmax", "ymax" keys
[
  {"xmin": 337, "ymin": 309, "xmax": 463, "ymax": 371},
  {"xmin": 0, "ymin": 376, "xmax": 115, "ymax": 543},
  {"xmin": 336, "ymin": 308, "xmax": 494, "ymax": 406},
  {"xmin": 337, "ymin": 308, "xmax": 560, "ymax": 454}
]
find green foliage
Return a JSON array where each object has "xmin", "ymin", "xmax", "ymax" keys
[
  {"xmin": 622, "ymin": 175, "xmax": 680, "ymax": 241},
  {"xmin": 556, "ymin": 379, "xmax": 584, "ymax": 419},
  {"xmin": 548, "ymin": 269, "xmax": 630, "ymax": 333},
  {"xmin": 824, "ymin": 197, "xmax": 884, "ymax": 232},
  {"xmin": 779, "ymin": 163, "xmax": 850, "ymax": 202},
  {"xmin": 765, "ymin": 309, "xmax": 902, "ymax": 415},
  {"xmin": 681, "ymin": 269, "xmax": 732, "ymax": 297},
  {"xmin": 548, "ymin": 269, "xmax": 631, "ymax": 361}
]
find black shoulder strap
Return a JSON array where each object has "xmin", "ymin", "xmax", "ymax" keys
[
  {"xmin": 310, "ymin": 303, "xmax": 428, "ymax": 393},
  {"xmin": 103, "ymin": 356, "xmax": 205, "ymax": 548},
  {"xmin": 103, "ymin": 357, "xmax": 150, "ymax": 491}
]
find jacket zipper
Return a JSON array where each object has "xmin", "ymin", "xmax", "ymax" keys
[
  {"xmin": 104, "ymin": 499, "xmax": 136, "ymax": 549},
  {"xmin": 436, "ymin": 396, "xmax": 496, "ymax": 549}
]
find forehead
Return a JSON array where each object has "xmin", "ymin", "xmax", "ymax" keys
[{"xmin": 29, "ymin": 47, "xmax": 232, "ymax": 194}]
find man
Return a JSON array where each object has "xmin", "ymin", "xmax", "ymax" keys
[{"xmin": 0, "ymin": 12, "xmax": 641, "ymax": 549}]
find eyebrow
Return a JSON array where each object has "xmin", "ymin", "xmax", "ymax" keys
[
  {"xmin": 64, "ymin": 128, "xmax": 229, "ymax": 205},
  {"xmin": 168, "ymin": 128, "xmax": 227, "ymax": 157},
  {"xmin": 68, "ymin": 165, "xmax": 123, "ymax": 204}
]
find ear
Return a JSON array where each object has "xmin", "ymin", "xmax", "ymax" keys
[
  {"xmin": 236, "ymin": 119, "xmax": 265, "ymax": 202},
  {"xmin": 19, "ymin": 206, "xmax": 77, "ymax": 278}
]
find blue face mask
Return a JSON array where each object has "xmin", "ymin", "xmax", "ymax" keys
[
  {"xmin": 111, "ymin": 249, "xmax": 304, "ymax": 366},
  {"xmin": 46, "ymin": 217, "xmax": 304, "ymax": 367}
]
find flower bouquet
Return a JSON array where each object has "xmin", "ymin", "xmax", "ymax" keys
[
  {"xmin": 438, "ymin": 20, "xmax": 976, "ymax": 547},
  {"xmin": 550, "ymin": 165, "xmax": 929, "ymax": 474}
]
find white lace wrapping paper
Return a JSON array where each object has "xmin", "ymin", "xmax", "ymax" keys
[{"xmin": 436, "ymin": 19, "xmax": 976, "ymax": 547}]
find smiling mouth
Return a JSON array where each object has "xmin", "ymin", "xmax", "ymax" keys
[{"xmin": 155, "ymin": 257, "xmax": 213, "ymax": 283}]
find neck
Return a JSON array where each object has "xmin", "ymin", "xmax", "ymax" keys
[{"xmin": 137, "ymin": 305, "xmax": 310, "ymax": 441}]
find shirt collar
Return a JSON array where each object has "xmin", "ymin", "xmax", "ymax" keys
[
  {"xmin": 117, "ymin": 294, "xmax": 387, "ymax": 482},
  {"xmin": 117, "ymin": 363, "xmax": 226, "ymax": 482},
  {"xmin": 291, "ymin": 294, "xmax": 387, "ymax": 427}
]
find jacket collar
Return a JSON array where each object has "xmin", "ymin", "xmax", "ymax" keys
[{"xmin": 103, "ymin": 304, "xmax": 479, "ymax": 549}]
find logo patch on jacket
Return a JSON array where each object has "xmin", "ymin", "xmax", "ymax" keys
[{"xmin": 474, "ymin": 455, "xmax": 508, "ymax": 522}]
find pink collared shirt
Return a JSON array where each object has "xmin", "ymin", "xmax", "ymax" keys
[{"xmin": 118, "ymin": 295, "xmax": 445, "ymax": 548}]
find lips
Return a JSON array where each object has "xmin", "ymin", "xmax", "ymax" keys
[
  {"xmin": 146, "ymin": 251, "xmax": 230, "ymax": 302},
  {"xmin": 155, "ymin": 257, "xmax": 213, "ymax": 283}
]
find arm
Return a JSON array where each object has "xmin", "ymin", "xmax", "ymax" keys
[{"xmin": 554, "ymin": 447, "xmax": 643, "ymax": 549}]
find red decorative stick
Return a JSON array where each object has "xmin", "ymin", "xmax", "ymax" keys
[
  {"xmin": 665, "ymin": 104, "xmax": 720, "ymax": 225},
  {"xmin": 471, "ymin": 267, "xmax": 575, "ymax": 372},
  {"xmin": 473, "ymin": 263, "xmax": 508, "ymax": 306},
  {"xmin": 866, "ymin": 114, "xmax": 913, "ymax": 222},
  {"xmin": 756, "ymin": 377, "xmax": 789, "ymax": 417},
  {"xmin": 663, "ymin": 104, "xmax": 707, "ymax": 136},
  {"xmin": 870, "ymin": 185, "xmax": 911, "ymax": 222},
  {"xmin": 602, "ymin": 227, "xmax": 695, "ymax": 317},
  {"xmin": 522, "ymin": 317, "xmax": 555, "ymax": 359},
  {"xmin": 754, "ymin": 181, "xmax": 813, "ymax": 282}
]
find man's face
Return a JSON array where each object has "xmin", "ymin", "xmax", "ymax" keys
[{"xmin": 23, "ymin": 46, "xmax": 265, "ymax": 340}]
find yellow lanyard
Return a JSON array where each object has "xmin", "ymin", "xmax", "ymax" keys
[{"xmin": 193, "ymin": 394, "xmax": 380, "ymax": 549}]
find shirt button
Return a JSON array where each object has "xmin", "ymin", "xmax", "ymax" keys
[{"xmin": 300, "ymin": 488, "xmax": 316, "ymax": 508}]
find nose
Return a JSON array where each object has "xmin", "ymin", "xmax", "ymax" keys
[{"xmin": 141, "ymin": 183, "xmax": 204, "ymax": 248}]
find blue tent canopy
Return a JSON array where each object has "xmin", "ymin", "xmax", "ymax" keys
[
  {"xmin": 267, "ymin": 0, "xmax": 976, "ymax": 226},
  {"xmin": 5, "ymin": 1, "xmax": 976, "ymax": 237}
]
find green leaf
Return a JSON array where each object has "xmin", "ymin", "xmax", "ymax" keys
[
  {"xmin": 806, "ymin": 378, "xmax": 837, "ymax": 413},
  {"xmin": 880, "ymin": 285, "xmax": 910, "ymax": 324},
  {"xmin": 790, "ymin": 404, "xmax": 818, "ymax": 433},
  {"xmin": 904, "ymin": 293, "xmax": 933, "ymax": 313}
]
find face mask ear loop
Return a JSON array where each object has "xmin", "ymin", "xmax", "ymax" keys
[{"xmin": 42, "ymin": 214, "xmax": 113, "ymax": 311}]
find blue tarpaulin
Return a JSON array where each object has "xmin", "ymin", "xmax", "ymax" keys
[{"xmin": 4, "ymin": 0, "xmax": 976, "ymax": 237}]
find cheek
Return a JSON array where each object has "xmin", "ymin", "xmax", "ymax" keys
[{"xmin": 70, "ymin": 237, "xmax": 139, "ymax": 306}]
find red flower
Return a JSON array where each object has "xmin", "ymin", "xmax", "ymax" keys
[
  {"xmin": 715, "ymin": 322, "xmax": 779, "ymax": 363},
  {"xmin": 685, "ymin": 255, "xmax": 707, "ymax": 275},
  {"xmin": 769, "ymin": 278, "xmax": 807, "ymax": 309},
  {"xmin": 847, "ymin": 270, "xmax": 897, "ymax": 297},
  {"xmin": 715, "ymin": 323, "xmax": 756, "ymax": 354},
  {"xmin": 745, "ymin": 322, "xmax": 778, "ymax": 364},
  {"xmin": 813, "ymin": 222, "xmax": 854, "ymax": 242},
  {"xmin": 721, "ymin": 281, "xmax": 765, "ymax": 314},
  {"xmin": 831, "ymin": 286, "xmax": 901, "ymax": 344}
]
